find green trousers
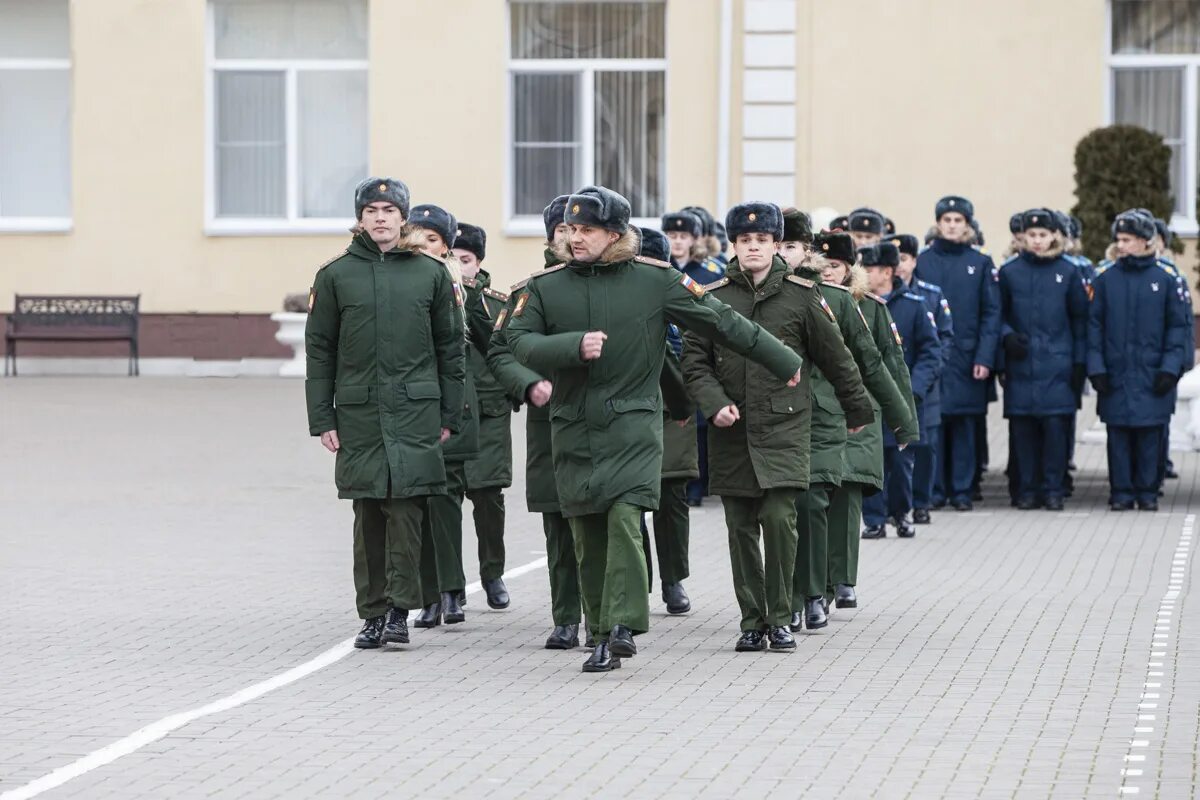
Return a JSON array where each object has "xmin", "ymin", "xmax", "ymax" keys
[
  {"xmin": 466, "ymin": 487, "xmax": 505, "ymax": 582},
  {"xmin": 419, "ymin": 461, "xmax": 466, "ymax": 606},
  {"xmin": 353, "ymin": 496, "xmax": 425, "ymax": 619},
  {"xmin": 544, "ymin": 511, "xmax": 581, "ymax": 625},
  {"xmin": 827, "ymin": 482, "xmax": 864, "ymax": 596},
  {"xmin": 722, "ymin": 489, "xmax": 798, "ymax": 631},
  {"xmin": 793, "ymin": 482, "xmax": 834, "ymax": 608},
  {"xmin": 647, "ymin": 477, "xmax": 691, "ymax": 585},
  {"xmin": 570, "ymin": 503, "xmax": 650, "ymax": 641}
]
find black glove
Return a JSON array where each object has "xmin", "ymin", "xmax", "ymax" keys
[
  {"xmin": 1153, "ymin": 371, "xmax": 1179, "ymax": 396},
  {"xmin": 1089, "ymin": 373, "xmax": 1111, "ymax": 395},
  {"xmin": 1070, "ymin": 364, "xmax": 1087, "ymax": 395},
  {"xmin": 1002, "ymin": 332, "xmax": 1030, "ymax": 361}
]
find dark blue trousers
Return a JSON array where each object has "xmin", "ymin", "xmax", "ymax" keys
[
  {"xmin": 939, "ymin": 414, "xmax": 977, "ymax": 505},
  {"xmin": 862, "ymin": 446, "xmax": 915, "ymax": 526},
  {"xmin": 913, "ymin": 424, "xmax": 939, "ymax": 510},
  {"xmin": 686, "ymin": 412, "xmax": 709, "ymax": 502},
  {"xmin": 1107, "ymin": 425, "xmax": 1163, "ymax": 506},
  {"xmin": 1009, "ymin": 415, "xmax": 1070, "ymax": 502}
]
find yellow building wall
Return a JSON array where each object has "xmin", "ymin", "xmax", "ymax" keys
[{"xmin": 795, "ymin": 0, "xmax": 1106, "ymax": 247}]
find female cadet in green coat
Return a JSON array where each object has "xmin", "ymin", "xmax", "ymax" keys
[
  {"xmin": 453, "ymin": 222, "xmax": 518, "ymax": 611},
  {"xmin": 305, "ymin": 178, "xmax": 465, "ymax": 650},
  {"xmin": 816, "ymin": 238, "xmax": 918, "ymax": 627},
  {"xmin": 486, "ymin": 196, "xmax": 584, "ymax": 651},
  {"xmin": 682, "ymin": 203, "xmax": 875, "ymax": 654},
  {"xmin": 777, "ymin": 220, "xmax": 918, "ymax": 633},
  {"xmin": 405, "ymin": 205, "xmax": 482, "ymax": 629},
  {"xmin": 507, "ymin": 186, "xmax": 807, "ymax": 674}
]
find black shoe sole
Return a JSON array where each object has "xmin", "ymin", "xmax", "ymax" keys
[
  {"xmin": 666, "ymin": 604, "xmax": 691, "ymax": 615},
  {"xmin": 443, "ymin": 615, "xmax": 465, "ymax": 624},
  {"xmin": 487, "ymin": 599, "xmax": 510, "ymax": 610},
  {"xmin": 769, "ymin": 642, "xmax": 797, "ymax": 651},
  {"xmin": 609, "ymin": 639, "xmax": 637, "ymax": 658},
  {"xmin": 353, "ymin": 640, "xmax": 381, "ymax": 649},
  {"xmin": 834, "ymin": 599, "xmax": 857, "ymax": 609},
  {"xmin": 581, "ymin": 659, "xmax": 621, "ymax": 673},
  {"xmin": 805, "ymin": 619, "xmax": 828, "ymax": 630},
  {"xmin": 897, "ymin": 531, "xmax": 916, "ymax": 539},
  {"xmin": 735, "ymin": 643, "xmax": 769, "ymax": 652},
  {"xmin": 544, "ymin": 638, "xmax": 579, "ymax": 650},
  {"xmin": 381, "ymin": 634, "xmax": 409, "ymax": 645}
]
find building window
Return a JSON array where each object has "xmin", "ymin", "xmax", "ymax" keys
[
  {"xmin": 1110, "ymin": 0, "xmax": 1200, "ymax": 232},
  {"xmin": 0, "ymin": 0, "xmax": 71, "ymax": 231},
  {"xmin": 207, "ymin": 0, "xmax": 368, "ymax": 234},
  {"xmin": 508, "ymin": 0, "xmax": 666, "ymax": 235}
]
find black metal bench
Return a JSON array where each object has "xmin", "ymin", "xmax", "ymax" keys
[{"xmin": 5, "ymin": 295, "xmax": 140, "ymax": 376}]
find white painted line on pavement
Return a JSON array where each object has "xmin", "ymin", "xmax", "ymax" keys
[
  {"xmin": 0, "ymin": 555, "xmax": 550, "ymax": 800},
  {"xmin": 1121, "ymin": 513, "xmax": 1194, "ymax": 797}
]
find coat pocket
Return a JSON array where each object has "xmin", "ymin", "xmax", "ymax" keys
[
  {"xmin": 404, "ymin": 381, "xmax": 441, "ymax": 400},
  {"xmin": 610, "ymin": 396, "xmax": 660, "ymax": 414},
  {"xmin": 335, "ymin": 385, "xmax": 370, "ymax": 406}
]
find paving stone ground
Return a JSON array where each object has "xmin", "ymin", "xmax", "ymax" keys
[{"xmin": 0, "ymin": 378, "xmax": 1196, "ymax": 799}]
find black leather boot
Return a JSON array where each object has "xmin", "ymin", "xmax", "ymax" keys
[
  {"xmin": 805, "ymin": 597, "xmax": 828, "ymax": 630},
  {"xmin": 913, "ymin": 508, "xmax": 931, "ymax": 524},
  {"xmin": 768, "ymin": 626, "xmax": 796, "ymax": 651},
  {"xmin": 413, "ymin": 601, "xmax": 442, "ymax": 628},
  {"xmin": 834, "ymin": 584, "xmax": 857, "ymax": 608},
  {"xmin": 354, "ymin": 616, "xmax": 384, "ymax": 649},
  {"xmin": 861, "ymin": 524, "xmax": 886, "ymax": 540},
  {"xmin": 789, "ymin": 611, "xmax": 803, "ymax": 632},
  {"xmin": 442, "ymin": 591, "xmax": 465, "ymax": 624},
  {"xmin": 895, "ymin": 516, "xmax": 916, "ymax": 538},
  {"xmin": 735, "ymin": 629, "xmax": 768, "ymax": 652},
  {"xmin": 662, "ymin": 582, "xmax": 691, "ymax": 614},
  {"xmin": 581, "ymin": 642, "xmax": 621, "ymax": 672},
  {"xmin": 483, "ymin": 578, "xmax": 510, "ymax": 609},
  {"xmin": 608, "ymin": 625, "xmax": 636, "ymax": 657},
  {"xmin": 545, "ymin": 624, "xmax": 580, "ymax": 650},
  {"xmin": 381, "ymin": 607, "xmax": 409, "ymax": 644}
]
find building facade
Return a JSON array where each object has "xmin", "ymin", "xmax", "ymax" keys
[{"xmin": 0, "ymin": 0, "xmax": 1193, "ymax": 363}]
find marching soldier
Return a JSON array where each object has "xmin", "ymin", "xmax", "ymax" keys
[
  {"xmin": 305, "ymin": 178, "xmax": 465, "ymax": 649},
  {"xmin": 507, "ymin": 186, "xmax": 807, "ymax": 673},
  {"xmin": 682, "ymin": 203, "xmax": 874, "ymax": 653},
  {"xmin": 847, "ymin": 208, "xmax": 886, "ymax": 249},
  {"xmin": 778, "ymin": 214, "xmax": 915, "ymax": 631},
  {"xmin": 452, "ymin": 222, "xmax": 515, "ymax": 609}
]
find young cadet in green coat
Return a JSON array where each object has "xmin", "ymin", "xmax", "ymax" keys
[
  {"xmin": 821, "ymin": 241, "xmax": 918, "ymax": 622},
  {"xmin": 452, "ymin": 222, "xmax": 516, "ymax": 611},
  {"xmin": 305, "ymin": 178, "xmax": 465, "ymax": 650},
  {"xmin": 406, "ymin": 205, "xmax": 481, "ymax": 629},
  {"xmin": 486, "ymin": 196, "xmax": 583, "ymax": 650},
  {"xmin": 682, "ymin": 203, "xmax": 875, "ymax": 654},
  {"xmin": 507, "ymin": 186, "xmax": 806, "ymax": 674},
  {"xmin": 778, "ymin": 219, "xmax": 917, "ymax": 633}
]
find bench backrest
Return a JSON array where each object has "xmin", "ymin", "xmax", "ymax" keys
[{"xmin": 8, "ymin": 295, "xmax": 140, "ymax": 334}]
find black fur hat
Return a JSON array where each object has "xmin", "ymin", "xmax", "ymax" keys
[
  {"xmin": 782, "ymin": 208, "xmax": 813, "ymax": 243},
  {"xmin": 409, "ymin": 204, "xmax": 458, "ymax": 248},
  {"xmin": 883, "ymin": 217, "xmax": 896, "ymax": 235},
  {"xmin": 639, "ymin": 227, "xmax": 671, "ymax": 262},
  {"xmin": 860, "ymin": 243, "xmax": 900, "ymax": 269},
  {"xmin": 849, "ymin": 209, "xmax": 885, "ymax": 235},
  {"xmin": 354, "ymin": 177, "xmax": 410, "ymax": 219},
  {"xmin": 681, "ymin": 206, "xmax": 717, "ymax": 237},
  {"xmin": 1068, "ymin": 215, "xmax": 1083, "ymax": 240},
  {"xmin": 453, "ymin": 222, "xmax": 486, "ymax": 261},
  {"xmin": 1111, "ymin": 211, "xmax": 1156, "ymax": 241},
  {"xmin": 888, "ymin": 234, "xmax": 920, "ymax": 258},
  {"xmin": 543, "ymin": 194, "xmax": 569, "ymax": 240},
  {"xmin": 564, "ymin": 185, "xmax": 631, "ymax": 233},
  {"xmin": 1154, "ymin": 217, "xmax": 1172, "ymax": 243},
  {"xmin": 662, "ymin": 211, "xmax": 703, "ymax": 238},
  {"xmin": 1020, "ymin": 208, "xmax": 1060, "ymax": 233},
  {"xmin": 828, "ymin": 215, "xmax": 849, "ymax": 232},
  {"xmin": 725, "ymin": 202, "xmax": 784, "ymax": 241},
  {"xmin": 935, "ymin": 195, "xmax": 974, "ymax": 222},
  {"xmin": 814, "ymin": 231, "xmax": 856, "ymax": 264},
  {"xmin": 1009, "ymin": 213, "xmax": 1024, "ymax": 234},
  {"xmin": 970, "ymin": 218, "xmax": 985, "ymax": 246}
]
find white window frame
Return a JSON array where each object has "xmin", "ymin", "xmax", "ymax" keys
[
  {"xmin": 504, "ymin": 5, "xmax": 668, "ymax": 237},
  {"xmin": 0, "ymin": 56, "xmax": 72, "ymax": 233},
  {"xmin": 204, "ymin": 3, "xmax": 367, "ymax": 236},
  {"xmin": 1106, "ymin": 1, "xmax": 1200, "ymax": 236}
]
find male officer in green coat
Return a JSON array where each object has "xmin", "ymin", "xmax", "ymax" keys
[
  {"xmin": 486, "ymin": 196, "xmax": 583, "ymax": 650},
  {"xmin": 305, "ymin": 178, "xmax": 465, "ymax": 650},
  {"xmin": 682, "ymin": 202, "xmax": 874, "ymax": 653},
  {"xmin": 778, "ymin": 218, "xmax": 918, "ymax": 631},
  {"xmin": 507, "ymin": 185, "xmax": 806, "ymax": 673},
  {"xmin": 453, "ymin": 222, "xmax": 517, "ymax": 611}
]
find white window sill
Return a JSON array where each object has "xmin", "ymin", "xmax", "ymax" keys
[
  {"xmin": 0, "ymin": 218, "xmax": 72, "ymax": 234},
  {"xmin": 1169, "ymin": 214, "xmax": 1199, "ymax": 238},
  {"xmin": 504, "ymin": 215, "xmax": 665, "ymax": 238},
  {"xmin": 205, "ymin": 218, "xmax": 355, "ymax": 237}
]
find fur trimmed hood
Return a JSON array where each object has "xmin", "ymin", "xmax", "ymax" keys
[
  {"xmin": 1105, "ymin": 241, "xmax": 1157, "ymax": 262},
  {"xmin": 926, "ymin": 225, "xmax": 977, "ymax": 246},
  {"xmin": 550, "ymin": 227, "xmax": 641, "ymax": 265},
  {"xmin": 1020, "ymin": 233, "xmax": 1066, "ymax": 261},
  {"xmin": 846, "ymin": 262, "xmax": 870, "ymax": 301}
]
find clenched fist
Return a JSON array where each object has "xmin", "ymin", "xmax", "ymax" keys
[
  {"xmin": 713, "ymin": 404, "xmax": 741, "ymax": 428},
  {"xmin": 527, "ymin": 380, "xmax": 553, "ymax": 407},
  {"xmin": 579, "ymin": 331, "xmax": 608, "ymax": 361},
  {"xmin": 320, "ymin": 430, "xmax": 340, "ymax": 453}
]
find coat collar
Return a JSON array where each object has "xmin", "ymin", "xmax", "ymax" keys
[{"xmin": 727, "ymin": 255, "xmax": 789, "ymax": 297}]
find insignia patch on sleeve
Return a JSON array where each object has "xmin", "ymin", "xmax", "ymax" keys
[
  {"xmin": 513, "ymin": 292, "xmax": 530, "ymax": 317},
  {"xmin": 940, "ymin": 297, "xmax": 951, "ymax": 317},
  {"xmin": 452, "ymin": 282, "xmax": 464, "ymax": 308},
  {"xmin": 890, "ymin": 320, "xmax": 903, "ymax": 345},
  {"xmin": 927, "ymin": 310, "xmax": 938, "ymax": 331},
  {"xmin": 818, "ymin": 295, "xmax": 836, "ymax": 322},
  {"xmin": 680, "ymin": 273, "xmax": 705, "ymax": 298},
  {"xmin": 308, "ymin": 288, "xmax": 316, "ymax": 313},
  {"xmin": 493, "ymin": 308, "xmax": 508, "ymax": 331}
]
